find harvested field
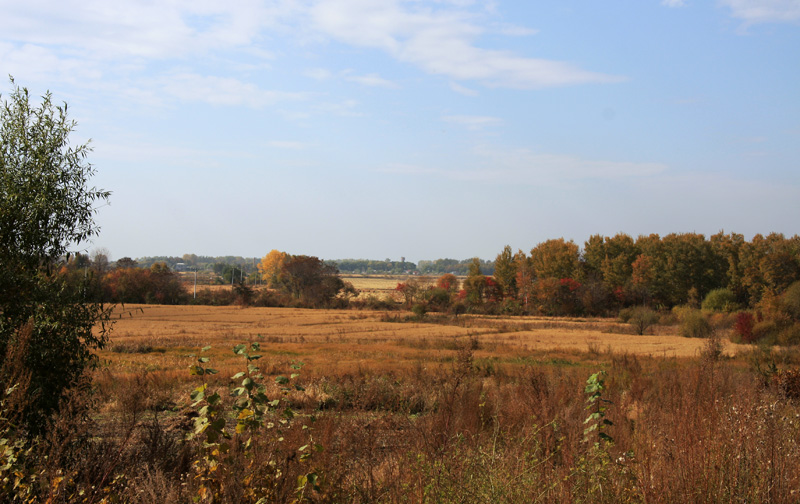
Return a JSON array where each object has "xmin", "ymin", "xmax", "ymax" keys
[
  {"xmin": 100, "ymin": 304, "xmax": 737, "ymax": 383},
  {"xmin": 341, "ymin": 274, "xmax": 407, "ymax": 295},
  {"xmin": 81, "ymin": 304, "xmax": 800, "ymax": 502}
]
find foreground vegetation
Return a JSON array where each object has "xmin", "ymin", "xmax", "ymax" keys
[{"xmin": 4, "ymin": 306, "xmax": 800, "ymax": 502}]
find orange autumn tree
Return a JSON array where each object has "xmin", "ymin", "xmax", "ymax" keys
[{"xmin": 258, "ymin": 249, "xmax": 288, "ymax": 287}]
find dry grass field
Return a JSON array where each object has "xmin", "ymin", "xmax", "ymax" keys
[
  {"xmin": 100, "ymin": 304, "xmax": 737, "ymax": 384},
  {"xmin": 341, "ymin": 274, "xmax": 409, "ymax": 296},
  {"xmin": 67, "ymin": 304, "xmax": 800, "ymax": 502}
]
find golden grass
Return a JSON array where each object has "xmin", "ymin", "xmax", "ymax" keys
[
  {"xmin": 99, "ymin": 304, "xmax": 738, "ymax": 387},
  {"xmin": 341, "ymin": 275, "xmax": 408, "ymax": 295}
]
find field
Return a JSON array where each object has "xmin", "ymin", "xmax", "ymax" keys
[
  {"xmin": 100, "ymin": 304, "xmax": 736, "ymax": 380},
  {"xmin": 81, "ymin": 304, "xmax": 800, "ymax": 502},
  {"xmin": 341, "ymin": 274, "xmax": 409, "ymax": 296}
]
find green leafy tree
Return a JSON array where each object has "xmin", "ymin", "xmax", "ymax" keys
[
  {"xmin": 494, "ymin": 245, "xmax": 517, "ymax": 300},
  {"xmin": 0, "ymin": 78, "xmax": 112, "ymax": 433},
  {"xmin": 529, "ymin": 238, "xmax": 581, "ymax": 280},
  {"xmin": 463, "ymin": 258, "xmax": 487, "ymax": 306}
]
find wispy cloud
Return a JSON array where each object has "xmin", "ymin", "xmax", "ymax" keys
[
  {"xmin": 449, "ymin": 81, "xmax": 479, "ymax": 96},
  {"xmin": 0, "ymin": 0, "xmax": 285, "ymax": 60},
  {"xmin": 379, "ymin": 144, "xmax": 667, "ymax": 184},
  {"xmin": 720, "ymin": 0, "xmax": 800, "ymax": 24},
  {"xmin": 492, "ymin": 23, "xmax": 539, "ymax": 36},
  {"xmin": 308, "ymin": 0, "xmax": 624, "ymax": 89},
  {"xmin": 662, "ymin": 0, "xmax": 686, "ymax": 7},
  {"xmin": 345, "ymin": 73, "xmax": 400, "ymax": 88},
  {"xmin": 158, "ymin": 73, "xmax": 308, "ymax": 108},
  {"xmin": 465, "ymin": 146, "xmax": 667, "ymax": 183}
]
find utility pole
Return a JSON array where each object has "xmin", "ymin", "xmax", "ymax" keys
[{"xmin": 193, "ymin": 267, "xmax": 197, "ymax": 299}]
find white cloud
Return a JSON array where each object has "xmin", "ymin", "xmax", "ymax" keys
[
  {"xmin": 442, "ymin": 115, "xmax": 503, "ymax": 130},
  {"xmin": 493, "ymin": 23, "xmax": 539, "ymax": 36},
  {"xmin": 662, "ymin": 0, "xmax": 686, "ymax": 7},
  {"xmin": 305, "ymin": 68, "xmax": 334, "ymax": 80},
  {"xmin": 157, "ymin": 73, "xmax": 308, "ymax": 108},
  {"xmin": 345, "ymin": 73, "xmax": 400, "ymax": 88},
  {"xmin": 720, "ymin": 0, "xmax": 800, "ymax": 24},
  {"xmin": 317, "ymin": 99, "xmax": 363, "ymax": 116},
  {"xmin": 0, "ymin": 0, "xmax": 286, "ymax": 60},
  {"xmin": 378, "ymin": 144, "xmax": 667, "ymax": 184},
  {"xmin": 461, "ymin": 146, "xmax": 667, "ymax": 183},
  {"xmin": 308, "ymin": 0, "xmax": 624, "ymax": 89},
  {"xmin": 449, "ymin": 81, "xmax": 479, "ymax": 96}
]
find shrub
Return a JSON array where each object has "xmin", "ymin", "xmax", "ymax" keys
[
  {"xmin": 777, "ymin": 323, "xmax": 800, "ymax": 346},
  {"xmin": 680, "ymin": 309, "xmax": 713, "ymax": 338},
  {"xmin": 625, "ymin": 306, "xmax": 659, "ymax": 335},
  {"xmin": 734, "ymin": 312, "xmax": 756, "ymax": 343},
  {"xmin": 781, "ymin": 281, "xmax": 800, "ymax": 321},
  {"xmin": 411, "ymin": 304, "xmax": 428, "ymax": 319},
  {"xmin": 702, "ymin": 288, "xmax": 738, "ymax": 312},
  {"xmin": 752, "ymin": 319, "xmax": 779, "ymax": 344}
]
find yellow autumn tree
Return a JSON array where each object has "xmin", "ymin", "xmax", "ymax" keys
[{"xmin": 258, "ymin": 249, "xmax": 287, "ymax": 287}]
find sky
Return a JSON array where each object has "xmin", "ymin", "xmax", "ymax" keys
[{"xmin": 2, "ymin": 0, "xmax": 799, "ymax": 263}]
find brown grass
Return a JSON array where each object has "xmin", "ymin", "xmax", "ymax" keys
[
  {"xmin": 43, "ymin": 304, "xmax": 793, "ymax": 503},
  {"xmin": 102, "ymin": 305, "xmax": 737, "ymax": 373}
]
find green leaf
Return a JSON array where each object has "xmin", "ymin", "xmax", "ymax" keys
[
  {"xmin": 205, "ymin": 368, "xmax": 219, "ymax": 375},
  {"xmin": 202, "ymin": 345, "xmax": 212, "ymax": 352},
  {"xmin": 276, "ymin": 375, "xmax": 289, "ymax": 385},
  {"xmin": 231, "ymin": 372, "xmax": 245, "ymax": 380},
  {"xmin": 198, "ymin": 357, "xmax": 210, "ymax": 363},
  {"xmin": 233, "ymin": 344, "xmax": 247, "ymax": 355}
]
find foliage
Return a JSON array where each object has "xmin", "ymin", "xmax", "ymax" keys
[
  {"xmin": 781, "ymin": 281, "xmax": 800, "ymax": 321},
  {"xmin": 529, "ymin": 238, "xmax": 581, "ymax": 280},
  {"xmin": 678, "ymin": 308, "xmax": 713, "ymax": 338},
  {"xmin": 734, "ymin": 312, "xmax": 756, "ymax": 343},
  {"xmin": 276, "ymin": 255, "xmax": 347, "ymax": 307},
  {"xmin": 583, "ymin": 371, "xmax": 613, "ymax": 446},
  {"xmin": 102, "ymin": 263, "xmax": 188, "ymax": 304},
  {"xmin": 258, "ymin": 250, "xmax": 288, "ymax": 287},
  {"xmin": 333, "ymin": 258, "xmax": 415, "ymax": 274},
  {"xmin": 462, "ymin": 258, "xmax": 487, "ymax": 306},
  {"xmin": 187, "ymin": 345, "xmax": 321, "ymax": 503},
  {"xmin": 436, "ymin": 273, "xmax": 459, "ymax": 294},
  {"xmin": 0, "ymin": 78, "xmax": 112, "ymax": 434},
  {"xmin": 622, "ymin": 306, "xmax": 659, "ymax": 335},
  {"xmin": 702, "ymin": 288, "xmax": 739, "ymax": 312},
  {"xmin": 494, "ymin": 245, "xmax": 517, "ymax": 300},
  {"xmin": 417, "ymin": 257, "xmax": 495, "ymax": 276}
]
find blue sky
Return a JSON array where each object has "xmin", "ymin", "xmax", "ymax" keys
[{"xmin": 2, "ymin": 0, "xmax": 799, "ymax": 263}]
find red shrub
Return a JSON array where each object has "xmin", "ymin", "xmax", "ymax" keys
[{"xmin": 734, "ymin": 312, "xmax": 756, "ymax": 343}]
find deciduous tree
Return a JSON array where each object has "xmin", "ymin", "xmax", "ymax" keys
[
  {"xmin": 529, "ymin": 238, "xmax": 581, "ymax": 280},
  {"xmin": 258, "ymin": 249, "xmax": 288, "ymax": 287},
  {"xmin": 0, "ymin": 79, "xmax": 112, "ymax": 433}
]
